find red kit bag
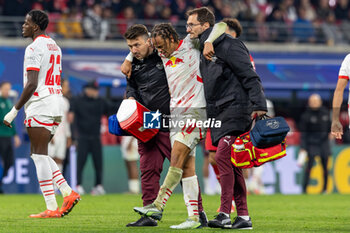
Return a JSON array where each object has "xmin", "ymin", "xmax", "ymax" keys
[
  {"xmin": 252, "ymin": 142, "xmax": 286, "ymax": 167},
  {"xmin": 117, "ymin": 99, "xmax": 159, "ymax": 143},
  {"xmin": 231, "ymin": 132, "xmax": 287, "ymax": 169},
  {"xmin": 231, "ymin": 132, "xmax": 255, "ymax": 169}
]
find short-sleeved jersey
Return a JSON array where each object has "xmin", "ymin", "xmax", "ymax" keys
[
  {"xmin": 24, "ymin": 35, "xmax": 63, "ymax": 117},
  {"xmin": 338, "ymin": 54, "xmax": 350, "ymax": 80},
  {"xmin": 159, "ymin": 35, "xmax": 206, "ymax": 114},
  {"xmin": 338, "ymin": 54, "xmax": 350, "ymax": 126}
]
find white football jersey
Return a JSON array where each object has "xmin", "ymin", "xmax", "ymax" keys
[
  {"xmin": 338, "ymin": 54, "xmax": 350, "ymax": 80},
  {"xmin": 159, "ymin": 35, "xmax": 206, "ymax": 114},
  {"xmin": 338, "ymin": 54, "xmax": 350, "ymax": 126},
  {"xmin": 23, "ymin": 35, "xmax": 63, "ymax": 117}
]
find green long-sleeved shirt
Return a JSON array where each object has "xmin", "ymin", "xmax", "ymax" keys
[{"xmin": 0, "ymin": 96, "xmax": 16, "ymax": 137}]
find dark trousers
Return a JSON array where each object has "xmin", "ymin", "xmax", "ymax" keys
[
  {"xmin": 138, "ymin": 131, "xmax": 204, "ymax": 212},
  {"xmin": 0, "ymin": 137, "xmax": 14, "ymax": 184},
  {"xmin": 138, "ymin": 132, "xmax": 171, "ymax": 206},
  {"xmin": 77, "ymin": 135, "xmax": 102, "ymax": 186},
  {"xmin": 215, "ymin": 136, "xmax": 248, "ymax": 216},
  {"xmin": 303, "ymin": 152, "xmax": 329, "ymax": 193}
]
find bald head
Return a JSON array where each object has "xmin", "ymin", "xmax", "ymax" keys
[{"xmin": 308, "ymin": 94, "xmax": 322, "ymax": 109}]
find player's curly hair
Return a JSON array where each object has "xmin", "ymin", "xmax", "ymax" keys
[
  {"xmin": 222, "ymin": 18, "xmax": 242, "ymax": 38},
  {"xmin": 151, "ymin": 23, "xmax": 179, "ymax": 43},
  {"xmin": 28, "ymin": 10, "xmax": 49, "ymax": 31}
]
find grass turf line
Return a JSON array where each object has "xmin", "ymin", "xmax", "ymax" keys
[{"xmin": 0, "ymin": 194, "xmax": 349, "ymax": 232}]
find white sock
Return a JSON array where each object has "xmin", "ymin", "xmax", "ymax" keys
[
  {"xmin": 154, "ymin": 166, "xmax": 183, "ymax": 210},
  {"xmin": 48, "ymin": 156, "xmax": 72, "ymax": 197},
  {"xmin": 182, "ymin": 175, "xmax": 199, "ymax": 221},
  {"xmin": 31, "ymin": 154, "xmax": 57, "ymax": 210},
  {"xmin": 239, "ymin": 215, "xmax": 250, "ymax": 220},
  {"xmin": 128, "ymin": 179, "xmax": 140, "ymax": 194}
]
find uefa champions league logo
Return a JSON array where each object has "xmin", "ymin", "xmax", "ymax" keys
[{"xmin": 143, "ymin": 110, "xmax": 161, "ymax": 129}]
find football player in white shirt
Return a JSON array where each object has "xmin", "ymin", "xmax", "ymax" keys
[
  {"xmin": 133, "ymin": 20, "xmax": 227, "ymax": 229},
  {"xmin": 48, "ymin": 79, "xmax": 72, "ymax": 171},
  {"xmin": 3, "ymin": 10, "xmax": 80, "ymax": 218},
  {"xmin": 332, "ymin": 54, "xmax": 350, "ymax": 139}
]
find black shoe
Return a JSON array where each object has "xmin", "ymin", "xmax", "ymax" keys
[
  {"xmin": 208, "ymin": 213, "xmax": 231, "ymax": 229},
  {"xmin": 199, "ymin": 211, "xmax": 208, "ymax": 227},
  {"xmin": 126, "ymin": 216, "xmax": 158, "ymax": 227},
  {"xmin": 231, "ymin": 216, "xmax": 253, "ymax": 229}
]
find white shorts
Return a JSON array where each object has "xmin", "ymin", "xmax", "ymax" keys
[
  {"xmin": 24, "ymin": 115, "xmax": 62, "ymax": 135},
  {"xmin": 170, "ymin": 108, "xmax": 207, "ymax": 156},
  {"xmin": 25, "ymin": 94, "xmax": 64, "ymax": 118},
  {"xmin": 48, "ymin": 136, "xmax": 67, "ymax": 160},
  {"xmin": 121, "ymin": 136, "xmax": 139, "ymax": 161}
]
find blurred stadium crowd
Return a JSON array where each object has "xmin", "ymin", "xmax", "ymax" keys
[{"xmin": 1, "ymin": 0, "xmax": 350, "ymax": 44}]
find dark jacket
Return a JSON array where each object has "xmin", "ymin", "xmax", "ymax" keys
[
  {"xmin": 70, "ymin": 94, "xmax": 115, "ymax": 137},
  {"xmin": 199, "ymin": 28, "xmax": 267, "ymax": 145},
  {"xmin": 299, "ymin": 106, "xmax": 331, "ymax": 156},
  {"xmin": 126, "ymin": 50, "xmax": 170, "ymax": 131}
]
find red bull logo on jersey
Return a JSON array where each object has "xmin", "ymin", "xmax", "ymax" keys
[{"xmin": 165, "ymin": 56, "xmax": 184, "ymax": 68}]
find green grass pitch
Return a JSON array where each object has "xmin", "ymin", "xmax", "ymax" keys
[{"xmin": 0, "ymin": 193, "xmax": 349, "ymax": 232}]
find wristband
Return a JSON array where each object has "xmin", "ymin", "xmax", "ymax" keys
[
  {"xmin": 3, "ymin": 106, "xmax": 18, "ymax": 124},
  {"xmin": 126, "ymin": 52, "xmax": 133, "ymax": 62}
]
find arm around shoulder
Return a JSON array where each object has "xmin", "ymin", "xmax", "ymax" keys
[{"xmin": 121, "ymin": 52, "xmax": 133, "ymax": 78}]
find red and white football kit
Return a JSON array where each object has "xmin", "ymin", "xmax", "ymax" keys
[
  {"xmin": 338, "ymin": 54, "xmax": 350, "ymax": 125},
  {"xmin": 23, "ymin": 35, "xmax": 64, "ymax": 134},
  {"xmin": 338, "ymin": 54, "xmax": 350, "ymax": 81},
  {"xmin": 159, "ymin": 35, "xmax": 207, "ymax": 153}
]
